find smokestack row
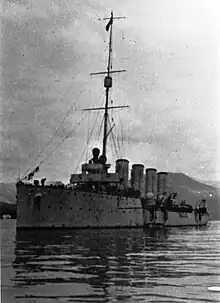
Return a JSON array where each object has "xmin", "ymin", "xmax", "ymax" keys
[
  {"xmin": 145, "ymin": 168, "xmax": 157, "ymax": 193},
  {"xmin": 157, "ymin": 172, "xmax": 168, "ymax": 194},
  {"xmin": 131, "ymin": 164, "xmax": 144, "ymax": 192},
  {"xmin": 115, "ymin": 159, "xmax": 168, "ymax": 194},
  {"xmin": 115, "ymin": 159, "xmax": 129, "ymax": 188}
]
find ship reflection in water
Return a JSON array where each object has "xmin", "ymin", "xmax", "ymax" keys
[{"xmin": 3, "ymin": 222, "xmax": 220, "ymax": 302}]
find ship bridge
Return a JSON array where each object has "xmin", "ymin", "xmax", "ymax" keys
[
  {"xmin": 70, "ymin": 162, "xmax": 120, "ymax": 184},
  {"xmin": 70, "ymin": 147, "xmax": 131, "ymax": 188}
]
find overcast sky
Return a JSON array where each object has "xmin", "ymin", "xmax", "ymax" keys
[{"xmin": 1, "ymin": 0, "xmax": 219, "ymax": 183}]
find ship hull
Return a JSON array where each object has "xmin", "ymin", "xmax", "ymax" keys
[
  {"xmin": 16, "ymin": 184, "xmax": 144, "ymax": 228},
  {"xmin": 143, "ymin": 208, "xmax": 209, "ymax": 228},
  {"xmin": 16, "ymin": 184, "xmax": 210, "ymax": 229}
]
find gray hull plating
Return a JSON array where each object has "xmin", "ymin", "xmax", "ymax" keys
[
  {"xmin": 17, "ymin": 184, "xmax": 209, "ymax": 228},
  {"xmin": 16, "ymin": 185, "xmax": 144, "ymax": 228},
  {"xmin": 143, "ymin": 208, "xmax": 209, "ymax": 228}
]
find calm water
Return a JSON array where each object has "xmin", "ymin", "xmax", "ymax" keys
[{"xmin": 1, "ymin": 220, "xmax": 220, "ymax": 303}]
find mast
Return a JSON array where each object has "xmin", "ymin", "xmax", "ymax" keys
[
  {"xmin": 87, "ymin": 11, "xmax": 127, "ymax": 158},
  {"xmin": 102, "ymin": 11, "xmax": 113, "ymax": 157}
]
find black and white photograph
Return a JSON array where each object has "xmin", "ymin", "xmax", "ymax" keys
[{"xmin": 1, "ymin": 0, "xmax": 220, "ymax": 302}]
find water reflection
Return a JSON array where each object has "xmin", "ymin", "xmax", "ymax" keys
[{"xmin": 11, "ymin": 224, "xmax": 220, "ymax": 302}]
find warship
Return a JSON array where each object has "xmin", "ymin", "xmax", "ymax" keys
[{"xmin": 16, "ymin": 11, "xmax": 209, "ymax": 229}]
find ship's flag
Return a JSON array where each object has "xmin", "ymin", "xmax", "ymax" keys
[
  {"xmin": 26, "ymin": 166, "xmax": 39, "ymax": 180},
  {"xmin": 27, "ymin": 172, "xmax": 34, "ymax": 180},
  {"xmin": 33, "ymin": 166, "xmax": 39, "ymax": 173},
  {"xmin": 106, "ymin": 13, "xmax": 113, "ymax": 31}
]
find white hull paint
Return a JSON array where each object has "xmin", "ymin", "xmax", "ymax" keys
[{"xmin": 17, "ymin": 185, "xmax": 209, "ymax": 229}]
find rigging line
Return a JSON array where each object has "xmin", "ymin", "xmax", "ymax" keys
[
  {"xmin": 85, "ymin": 84, "xmax": 105, "ymax": 161},
  {"xmin": 109, "ymin": 129, "xmax": 115, "ymax": 158},
  {"xmin": 73, "ymin": 109, "xmax": 101, "ymax": 173},
  {"xmin": 116, "ymin": 131, "xmax": 121, "ymax": 158},
  {"xmin": 37, "ymin": 101, "xmax": 80, "ymax": 162},
  {"xmin": 128, "ymin": 107, "xmax": 131, "ymax": 147},
  {"xmin": 90, "ymin": 98, "xmax": 105, "ymax": 140},
  {"xmin": 114, "ymin": 112, "xmax": 120, "ymax": 156},
  {"xmin": 88, "ymin": 108, "xmax": 102, "ymax": 143},
  {"xmin": 96, "ymin": 98, "xmax": 105, "ymax": 141},
  {"xmin": 107, "ymin": 115, "xmax": 119, "ymax": 158},
  {"xmin": 97, "ymin": 94, "xmax": 106, "ymax": 141},
  {"xmin": 21, "ymin": 112, "xmax": 87, "ymax": 181},
  {"xmin": 22, "ymin": 88, "xmax": 85, "ymax": 178},
  {"xmin": 36, "ymin": 112, "xmax": 87, "ymax": 171},
  {"xmin": 111, "ymin": 130, "xmax": 119, "ymax": 158},
  {"xmin": 97, "ymin": 115, "xmax": 104, "ymax": 141},
  {"xmin": 114, "ymin": 132, "xmax": 120, "ymax": 158},
  {"xmin": 113, "ymin": 111, "xmax": 121, "ymax": 157},
  {"xmin": 73, "ymin": 144, "xmax": 87, "ymax": 174},
  {"xmin": 119, "ymin": 115, "xmax": 124, "ymax": 154},
  {"xmin": 86, "ymin": 110, "xmax": 91, "ymax": 162}
]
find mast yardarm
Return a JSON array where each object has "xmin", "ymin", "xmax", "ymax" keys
[{"xmin": 87, "ymin": 11, "xmax": 127, "ymax": 158}]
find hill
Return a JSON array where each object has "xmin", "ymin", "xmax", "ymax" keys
[
  {"xmin": 0, "ymin": 183, "xmax": 16, "ymax": 204},
  {"xmin": 200, "ymin": 180, "xmax": 220, "ymax": 189},
  {"xmin": 167, "ymin": 173, "xmax": 220, "ymax": 220}
]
